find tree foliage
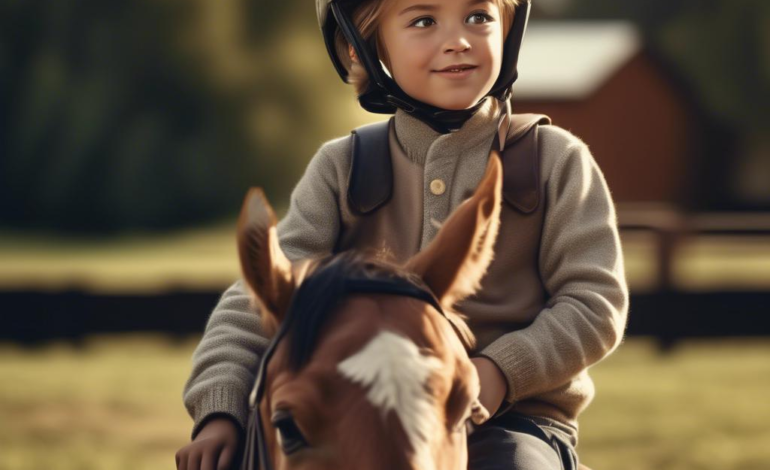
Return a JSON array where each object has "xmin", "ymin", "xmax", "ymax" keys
[{"xmin": 0, "ymin": 0, "xmax": 329, "ymax": 232}]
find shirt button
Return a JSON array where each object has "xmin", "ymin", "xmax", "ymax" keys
[{"xmin": 430, "ymin": 179, "xmax": 446, "ymax": 196}]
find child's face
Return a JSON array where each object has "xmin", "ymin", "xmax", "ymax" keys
[{"xmin": 378, "ymin": 0, "xmax": 504, "ymax": 110}]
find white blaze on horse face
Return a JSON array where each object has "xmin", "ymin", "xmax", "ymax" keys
[{"xmin": 337, "ymin": 330, "xmax": 444, "ymax": 470}]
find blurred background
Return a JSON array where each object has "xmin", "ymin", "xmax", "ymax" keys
[{"xmin": 1, "ymin": 0, "xmax": 768, "ymax": 468}]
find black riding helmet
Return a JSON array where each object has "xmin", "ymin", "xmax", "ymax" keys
[{"xmin": 317, "ymin": 0, "xmax": 532, "ymax": 133}]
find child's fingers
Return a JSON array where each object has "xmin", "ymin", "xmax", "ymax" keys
[
  {"xmin": 201, "ymin": 444, "xmax": 225, "ymax": 470},
  {"xmin": 175, "ymin": 449, "xmax": 184, "ymax": 470},
  {"xmin": 470, "ymin": 398, "xmax": 490, "ymax": 425},
  {"xmin": 185, "ymin": 449, "xmax": 201, "ymax": 470},
  {"xmin": 216, "ymin": 444, "xmax": 236, "ymax": 470}
]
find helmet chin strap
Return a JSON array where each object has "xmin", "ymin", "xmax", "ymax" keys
[
  {"xmin": 363, "ymin": 72, "xmax": 511, "ymax": 135},
  {"xmin": 385, "ymin": 93, "xmax": 489, "ymax": 134},
  {"xmin": 497, "ymin": 97, "xmax": 513, "ymax": 150}
]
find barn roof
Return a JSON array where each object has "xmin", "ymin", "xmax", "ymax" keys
[{"xmin": 514, "ymin": 21, "xmax": 643, "ymax": 100}]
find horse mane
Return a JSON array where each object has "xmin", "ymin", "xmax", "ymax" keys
[
  {"xmin": 283, "ymin": 250, "xmax": 418, "ymax": 370},
  {"xmin": 284, "ymin": 249, "xmax": 475, "ymax": 371}
]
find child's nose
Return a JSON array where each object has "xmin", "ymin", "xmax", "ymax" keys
[
  {"xmin": 440, "ymin": 24, "xmax": 472, "ymax": 53},
  {"xmin": 443, "ymin": 35, "xmax": 471, "ymax": 53}
]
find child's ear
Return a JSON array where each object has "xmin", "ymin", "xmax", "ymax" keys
[
  {"xmin": 405, "ymin": 154, "xmax": 503, "ymax": 311},
  {"xmin": 237, "ymin": 188, "xmax": 296, "ymax": 333},
  {"xmin": 348, "ymin": 44, "xmax": 360, "ymax": 64}
]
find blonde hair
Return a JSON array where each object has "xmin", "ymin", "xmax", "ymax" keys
[{"xmin": 334, "ymin": 0, "xmax": 520, "ymax": 96}]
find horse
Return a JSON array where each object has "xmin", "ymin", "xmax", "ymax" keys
[{"xmin": 235, "ymin": 155, "xmax": 506, "ymax": 470}]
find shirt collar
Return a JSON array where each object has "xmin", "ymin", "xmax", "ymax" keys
[{"xmin": 393, "ymin": 97, "xmax": 503, "ymax": 165}]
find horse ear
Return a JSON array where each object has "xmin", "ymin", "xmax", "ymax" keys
[
  {"xmin": 237, "ymin": 188, "xmax": 295, "ymax": 331},
  {"xmin": 405, "ymin": 153, "xmax": 502, "ymax": 310}
]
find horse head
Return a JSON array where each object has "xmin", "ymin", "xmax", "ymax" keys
[{"xmin": 237, "ymin": 154, "xmax": 504, "ymax": 470}]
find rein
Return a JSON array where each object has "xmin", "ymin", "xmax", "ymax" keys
[{"xmin": 240, "ymin": 273, "xmax": 447, "ymax": 470}]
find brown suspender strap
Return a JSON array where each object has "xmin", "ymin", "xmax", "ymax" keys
[
  {"xmin": 495, "ymin": 113, "xmax": 552, "ymax": 214},
  {"xmin": 347, "ymin": 118, "xmax": 394, "ymax": 215}
]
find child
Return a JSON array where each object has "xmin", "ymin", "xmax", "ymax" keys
[{"xmin": 176, "ymin": 0, "xmax": 628, "ymax": 469}]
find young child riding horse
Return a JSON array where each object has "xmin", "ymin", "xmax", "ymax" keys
[{"xmin": 177, "ymin": 0, "xmax": 629, "ymax": 468}]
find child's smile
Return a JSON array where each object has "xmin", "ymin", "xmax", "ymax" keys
[
  {"xmin": 378, "ymin": 0, "xmax": 505, "ymax": 110},
  {"xmin": 433, "ymin": 64, "xmax": 478, "ymax": 79}
]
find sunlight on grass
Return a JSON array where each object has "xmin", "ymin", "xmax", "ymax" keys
[
  {"xmin": 1, "ymin": 335, "xmax": 769, "ymax": 470},
  {"xmin": 2, "ymin": 221, "xmax": 769, "ymax": 297},
  {"xmin": 0, "ymin": 228, "xmax": 658, "ymax": 295},
  {"xmin": 0, "ymin": 223, "xmax": 245, "ymax": 294},
  {"xmin": 0, "ymin": 334, "xmax": 196, "ymax": 470},
  {"xmin": 578, "ymin": 338, "xmax": 770, "ymax": 470}
]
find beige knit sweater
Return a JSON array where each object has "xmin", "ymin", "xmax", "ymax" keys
[{"xmin": 182, "ymin": 97, "xmax": 629, "ymax": 446}]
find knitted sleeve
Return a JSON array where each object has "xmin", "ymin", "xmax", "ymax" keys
[
  {"xmin": 182, "ymin": 137, "xmax": 349, "ymax": 439},
  {"xmin": 478, "ymin": 127, "xmax": 629, "ymax": 403}
]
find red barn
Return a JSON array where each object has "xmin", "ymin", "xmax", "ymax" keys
[{"xmin": 514, "ymin": 22, "xmax": 700, "ymax": 207}]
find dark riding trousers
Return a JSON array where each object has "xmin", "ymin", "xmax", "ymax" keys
[{"xmin": 468, "ymin": 412, "xmax": 579, "ymax": 470}]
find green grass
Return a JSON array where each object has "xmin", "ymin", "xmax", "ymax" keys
[
  {"xmin": 578, "ymin": 338, "xmax": 770, "ymax": 470},
  {"xmin": 2, "ymin": 226, "xmax": 769, "ymax": 295},
  {"xmin": 1, "ymin": 335, "xmax": 769, "ymax": 470}
]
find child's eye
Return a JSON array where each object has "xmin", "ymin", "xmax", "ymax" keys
[
  {"xmin": 411, "ymin": 17, "xmax": 435, "ymax": 28},
  {"xmin": 467, "ymin": 12, "xmax": 493, "ymax": 24}
]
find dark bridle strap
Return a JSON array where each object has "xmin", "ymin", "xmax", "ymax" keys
[
  {"xmin": 343, "ymin": 277, "xmax": 444, "ymax": 316},
  {"xmin": 244, "ymin": 275, "xmax": 445, "ymax": 470}
]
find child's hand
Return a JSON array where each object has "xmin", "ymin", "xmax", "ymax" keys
[
  {"xmin": 471, "ymin": 356, "xmax": 508, "ymax": 418},
  {"xmin": 176, "ymin": 415, "xmax": 241, "ymax": 470}
]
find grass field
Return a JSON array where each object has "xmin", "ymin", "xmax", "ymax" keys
[
  {"xmin": 2, "ymin": 226, "xmax": 770, "ymax": 295},
  {"xmin": 1, "ymin": 335, "xmax": 769, "ymax": 470}
]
